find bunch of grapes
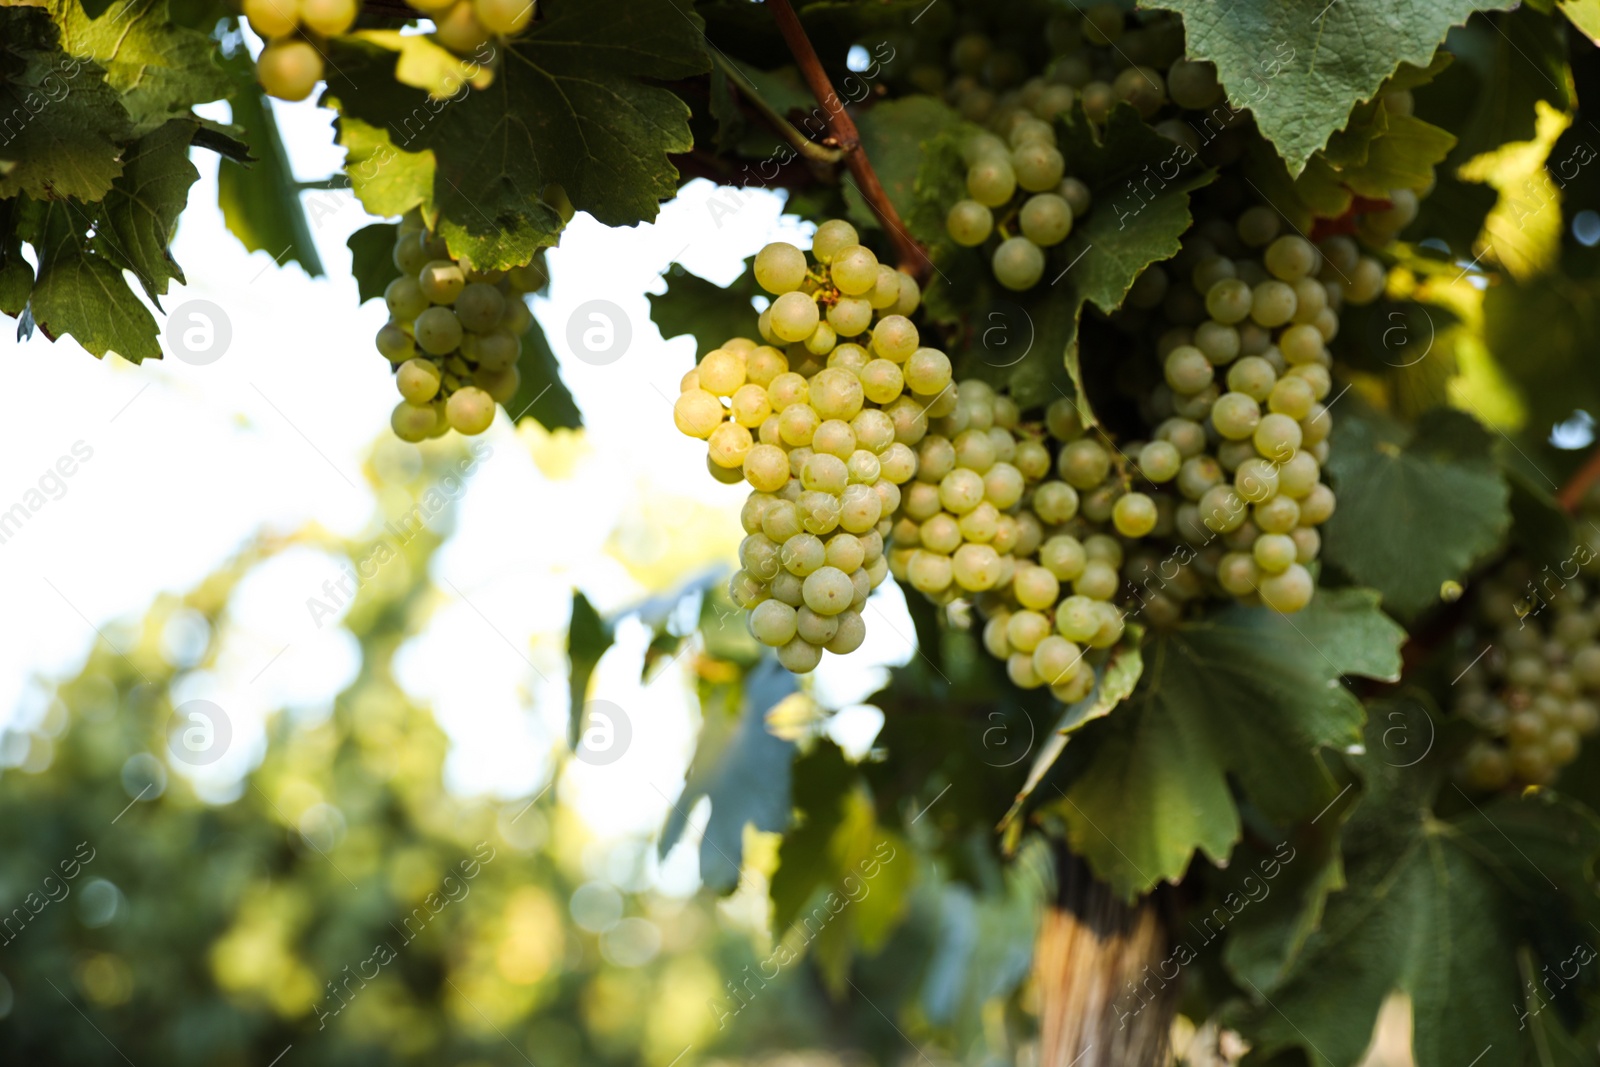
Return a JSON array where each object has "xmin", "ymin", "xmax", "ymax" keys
[
  {"xmin": 1454, "ymin": 565, "xmax": 1600, "ymax": 789},
  {"xmin": 243, "ymin": 0, "xmax": 356, "ymax": 101},
  {"xmin": 673, "ymin": 220, "xmax": 930, "ymax": 673},
  {"xmin": 380, "ymin": 209, "xmax": 548, "ymax": 441}
]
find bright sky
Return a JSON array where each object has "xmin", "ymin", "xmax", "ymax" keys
[{"xmin": 0, "ymin": 90, "xmax": 909, "ymax": 895}]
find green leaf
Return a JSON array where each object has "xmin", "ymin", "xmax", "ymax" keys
[
  {"xmin": 1243, "ymin": 700, "xmax": 1600, "ymax": 1067},
  {"xmin": 1481, "ymin": 274, "xmax": 1600, "ymax": 431},
  {"xmin": 346, "ymin": 223, "xmax": 399, "ymax": 306},
  {"xmin": 659, "ymin": 657, "xmax": 796, "ymax": 892},
  {"xmin": 648, "ymin": 260, "xmax": 760, "ymax": 358},
  {"xmin": 848, "ymin": 94, "xmax": 965, "ymax": 238},
  {"xmin": 49, "ymin": 0, "xmax": 229, "ymax": 135},
  {"xmin": 1165, "ymin": 0, "xmax": 1515, "ymax": 175},
  {"xmin": 1560, "ymin": 0, "xmax": 1600, "ymax": 42},
  {"xmin": 327, "ymin": 0, "xmax": 709, "ymax": 270},
  {"xmin": 508, "ymin": 317, "xmax": 582, "ymax": 431},
  {"xmin": 0, "ymin": 10, "xmax": 131, "ymax": 201},
  {"xmin": 1048, "ymin": 589, "xmax": 1404, "ymax": 899},
  {"xmin": 97, "ymin": 118, "xmax": 198, "ymax": 302},
  {"xmin": 566, "ymin": 590, "xmax": 614, "ymax": 748},
  {"xmin": 218, "ymin": 69, "xmax": 324, "ymax": 277},
  {"xmin": 1323, "ymin": 407, "xmax": 1512, "ymax": 617},
  {"xmin": 336, "ymin": 114, "xmax": 435, "ymax": 221},
  {"xmin": 30, "ymin": 226, "xmax": 161, "ymax": 361}
]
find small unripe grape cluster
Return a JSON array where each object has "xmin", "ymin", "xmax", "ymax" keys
[
  {"xmin": 380, "ymin": 208, "xmax": 549, "ymax": 441},
  {"xmin": 1454, "ymin": 567, "xmax": 1600, "ymax": 790},
  {"xmin": 245, "ymin": 0, "xmax": 356, "ymax": 101},
  {"xmin": 673, "ymin": 220, "xmax": 930, "ymax": 673},
  {"xmin": 946, "ymin": 127, "xmax": 1089, "ymax": 292}
]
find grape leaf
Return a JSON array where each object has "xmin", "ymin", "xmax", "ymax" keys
[
  {"xmin": 346, "ymin": 223, "xmax": 398, "ymax": 305},
  {"xmin": 28, "ymin": 201, "xmax": 160, "ymax": 361},
  {"xmin": 1323, "ymin": 407, "xmax": 1511, "ymax": 617},
  {"xmin": 327, "ymin": 0, "xmax": 709, "ymax": 270},
  {"xmin": 848, "ymin": 94, "xmax": 965, "ymax": 241},
  {"xmin": 97, "ymin": 118, "xmax": 198, "ymax": 302},
  {"xmin": 648, "ymin": 260, "xmax": 760, "ymax": 358},
  {"xmin": 1164, "ymin": 0, "xmax": 1516, "ymax": 176},
  {"xmin": 1243, "ymin": 701, "xmax": 1600, "ymax": 1067},
  {"xmin": 1480, "ymin": 274, "xmax": 1600, "ymax": 432},
  {"xmin": 218, "ymin": 66, "xmax": 324, "ymax": 277},
  {"xmin": 1045, "ymin": 589, "xmax": 1404, "ymax": 899},
  {"xmin": 659, "ymin": 656, "xmax": 796, "ymax": 892},
  {"xmin": 0, "ymin": 9, "xmax": 131, "ymax": 201},
  {"xmin": 565, "ymin": 590, "xmax": 614, "ymax": 748},
  {"xmin": 335, "ymin": 114, "xmax": 434, "ymax": 222},
  {"xmin": 49, "ymin": 0, "xmax": 229, "ymax": 135},
  {"xmin": 508, "ymin": 318, "xmax": 582, "ymax": 431}
]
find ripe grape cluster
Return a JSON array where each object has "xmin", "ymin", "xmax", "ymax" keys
[
  {"xmin": 380, "ymin": 209, "xmax": 547, "ymax": 441},
  {"xmin": 244, "ymin": 0, "xmax": 356, "ymax": 102},
  {"xmin": 674, "ymin": 220, "xmax": 929, "ymax": 673},
  {"xmin": 1454, "ymin": 567, "xmax": 1600, "ymax": 789}
]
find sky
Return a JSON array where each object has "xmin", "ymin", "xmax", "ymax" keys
[{"xmin": 0, "ymin": 87, "xmax": 908, "ymax": 896}]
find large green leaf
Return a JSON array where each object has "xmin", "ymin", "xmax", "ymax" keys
[
  {"xmin": 1323, "ymin": 407, "xmax": 1511, "ymax": 617},
  {"xmin": 326, "ymin": 0, "xmax": 709, "ymax": 270},
  {"xmin": 97, "ymin": 118, "xmax": 198, "ymax": 302},
  {"xmin": 1164, "ymin": 0, "xmax": 1515, "ymax": 175},
  {"xmin": 218, "ymin": 66, "xmax": 324, "ymax": 277},
  {"xmin": 1243, "ymin": 701, "xmax": 1600, "ymax": 1067},
  {"xmin": 335, "ymin": 114, "xmax": 434, "ymax": 221},
  {"xmin": 508, "ymin": 317, "xmax": 582, "ymax": 431},
  {"xmin": 49, "ymin": 0, "xmax": 228, "ymax": 135},
  {"xmin": 659, "ymin": 657, "xmax": 796, "ymax": 892},
  {"xmin": 0, "ymin": 9, "xmax": 131, "ymax": 201},
  {"xmin": 565, "ymin": 590, "xmax": 614, "ymax": 748},
  {"xmin": 1481, "ymin": 274, "xmax": 1600, "ymax": 431},
  {"xmin": 346, "ymin": 223, "xmax": 399, "ymax": 306},
  {"xmin": 1047, "ymin": 590, "xmax": 1404, "ymax": 899},
  {"xmin": 648, "ymin": 260, "xmax": 760, "ymax": 358},
  {"xmin": 26, "ymin": 198, "xmax": 160, "ymax": 361}
]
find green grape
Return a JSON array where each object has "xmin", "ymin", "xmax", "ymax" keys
[
  {"xmin": 386, "ymin": 276, "xmax": 429, "ymax": 321},
  {"xmin": 946, "ymin": 199, "xmax": 995, "ymax": 247},
  {"xmin": 1013, "ymin": 143, "xmax": 1066, "ymax": 192},
  {"xmin": 1081, "ymin": 3, "xmax": 1124, "ymax": 45},
  {"xmin": 812, "ymin": 219, "xmax": 859, "ymax": 264},
  {"xmin": 770, "ymin": 291, "xmax": 821, "ymax": 343},
  {"xmin": 1113, "ymin": 492, "xmax": 1158, "ymax": 537},
  {"xmin": 776, "ymin": 636, "xmax": 823, "ymax": 673},
  {"xmin": 831, "ymin": 245, "xmax": 880, "ymax": 296},
  {"xmin": 1158, "ymin": 417, "xmax": 1207, "ymax": 457},
  {"xmin": 1254, "ymin": 413, "xmax": 1304, "ymax": 462},
  {"xmin": 397, "ymin": 358, "xmax": 442, "ymax": 404},
  {"xmin": 802, "ymin": 566, "xmax": 855, "ymax": 615},
  {"xmin": 1166, "ymin": 57, "xmax": 1221, "ymax": 109},
  {"xmin": 908, "ymin": 549, "xmax": 954, "ymax": 594},
  {"xmin": 1194, "ymin": 320, "xmax": 1240, "ymax": 365},
  {"xmin": 1226, "ymin": 357, "xmax": 1276, "ymax": 401},
  {"xmin": 1278, "ymin": 322, "xmax": 1325, "ymax": 366},
  {"xmin": 1207, "ymin": 392, "xmax": 1258, "ymax": 442},
  {"xmin": 499, "ymin": 296, "xmax": 533, "ymax": 335},
  {"xmin": 1268, "ymin": 376, "xmax": 1316, "ymax": 420},
  {"xmin": 1058, "ymin": 177, "xmax": 1092, "ymax": 217},
  {"xmin": 1176, "ymin": 455, "xmax": 1223, "ymax": 500},
  {"xmin": 1138, "ymin": 440, "xmax": 1182, "ymax": 482},
  {"xmin": 781, "ymin": 533, "xmax": 827, "ymax": 576},
  {"xmin": 1250, "ymin": 280, "xmax": 1297, "ymax": 327},
  {"xmin": 992, "ymin": 237, "xmax": 1045, "ymax": 291},
  {"xmin": 1032, "ymin": 481, "xmax": 1080, "ymax": 524},
  {"xmin": 796, "ymin": 605, "xmax": 840, "ymax": 645},
  {"xmin": 698, "ymin": 349, "xmax": 746, "ymax": 396},
  {"xmin": 1234, "ymin": 457, "xmax": 1280, "ymax": 503},
  {"xmin": 1008, "ymin": 117, "xmax": 1055, "ymax": 148},
  {"xmin": 376, "ymin": 322, "xmax": 415, "ymax": 363},
  {"xmin": 1113, "ymin": 65, "xmax": 1165, "ymax": 118},
  {"xmin": 415, "ymin": 306, "xmax": 464, "ymax": 355},
  {"xmin": 708, "ymin": 421, "xmax": 754, "ymax": 469},
  {"xmin": 1276, "ymin": 451, "xmax": 1321, "ymax": 498},
  {"xmin": 755, "ymin": 241, "xmax": 808, "ymax": 294},
  {"xmin": 1345, "ymin": 256, "xmax": 1387, "ymax": 305},
  {"xmin": 731, "ymin": 383, "xmax": 772, "ymax": 428},
  {"xmin": 985, "ymin": 463, "xmax": 1025, "ymax": 509},
  {"xmin": 1263, "ymin": 235, "xmax": 1317, "ymax": 282},
  {"xmin": 1019, "ymin": 194, "xmax": 1073, "ymax": 247},
  {"xmin": 826, "ymin": 611, "xmax": 867, "ymax": 654},
  {"xmin": 1192, "ymin": 255, "xmax": 1237, "ymax": 295},
  {"xmin": 1034, "ymin": 635, "xmax": 1084, "ymax": 685},
  {"xmin": 1008, "ymin": 610, "xmax": 1051, "ymax": 653},
  {"xmin": 393, "ymin": 232, "xmax": 429, "ymax": 275},
  {"xmin": 953, "ymin": 543, "xmax": 1003, "ymax": 591},
  {"xmin": 859, "ymin": 359, "xmax": 904, "ymax": 406},
  {"xmin": 1040, "ymin": 535, "xmax": 1087, "ymax": 581},
  {"xmin": 1164, "ymin": 345, "xmax": 1214, "ymax": 395},
  {"xmin": 1253, "ymin": 533, "xmax": 1297, "ymax": 574},
  {"xmin": 827, "ymin": 297, "xmax": 873, "ymax": 337},
  {"xmin": 1254, "ymin": 494, "xmax": 1300, "ymax": 534},
  {"xmin": 446, "ymin": 386, "xmax": 496, "ymax": 435},
  {"xmin": 1290, "ymin": 525, "xmax": 1320, "ymax": 563},
  {"xmin": 967, "ymin": 157, "xmax": 1017, "ymax": 207},
  {"xmin": 1074, "ymin": 559, "xmax": 1120, "ymax": 601},
  {"xmin": 1055, "ymin": 595, "xmax": 1099, "ymax": 642},
  {"xmin": 939, "ymin": 468, "xmax": 986, "ymax": 514},
  {"xmin": 1205, "ymin": 278, "xmax": 1253, "ymax": 324},
  {"xmin": 257, "ymin": 39, "xmax": 323, "ymax": 101},
  {"xmin": 838, "ymin": 483, "xmax": 881, "ymax": 533},
  {"xmin": 391, "ymin": 401, "xmax": 437, "ymax": 442},
  {"xmin": 454, "ymin": 282, "xmax": 505, "ymax": 332},
  {"xmin": 418, "ymin": 259, "xmax": 466, "ymax": 304},
  {"xmin": 1199, "ymin": 484, "xmax": 1247, "ymax": 533},
  {"xmin": 1058, "ymin": 438, "xmax": 1112, "ymax": 489},
  {"xmin": 1259, "ymin": 562, "xmax": 1313, "ymax": 612},
  {"xmin": 804, "ymin": 322, "xmax": 837, "ymax": 357},
  {"xmin": 953, "ymin": 429, "xmax": 996, "ymax": 473},
  {"xmin": 871, "ymin": 316, "xmax": 920, "ymax": 363},
  {"xmin": 1216, "ymin": 552, "xmax": 1260, "ymax": 597},
  {"xmin": 744, "ymin": 444, "xmax": 790, "ymax": 492},
  {"xmin": 1083, "ymin": 533, "xmax": 1123, "ymax": 567},
  {"xmin": 1299, "ymin": 483, "xmax": 1337, "ymax": 525}
]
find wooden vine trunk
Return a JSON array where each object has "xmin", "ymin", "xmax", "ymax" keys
[{"xmin": 1034, "ymin": 849, "xmax": 1176, "ymax": 1066}]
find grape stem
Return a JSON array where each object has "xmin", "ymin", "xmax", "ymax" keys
[
  {"xmin": 711, "ymin": 54, "xmax": 845, "ymax": 165},
  {"xmin": 1557, "ymin": 447, "xmax": 1600, "ymax": 513},
  {"xmin": 765, "ymin": 0, "xmax": 930, "ymax": 281}
]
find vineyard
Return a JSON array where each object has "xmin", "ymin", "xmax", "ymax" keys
[{"xmin": 5, "ymin": 0, "xmax": 1600, "ymax": 1064}]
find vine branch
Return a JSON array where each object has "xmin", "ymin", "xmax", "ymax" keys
[
  {"xmin": 1558, "ymin": 443, "xmax": 1600, "ymax": 513},
  {"xmin": 765, "ymin": 0, "xmax": 929, "ymax": 280},
  {"xmin": 711, "ymin": 54, "xmax": 844, "ymax": 165}
]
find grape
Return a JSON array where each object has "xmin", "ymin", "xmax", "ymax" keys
[
  {"xmin": 1234, "ymin": 457, "xmax": 1280, "ymax": 503},
  {"xmin": 473, "ymin": 0, "xmax": 532, "ymax": 33},
  {"xmin": 754, "ymin": 242, "xmax": 807, "ymax": 294},
  {"xmin": 1113, "ymin": 492, "xmax": 1158, "ymax": 537},
  {"xmin": 984, "ymin": 463, "xmax": 1025, "ymax": 508},
  {"xmin": 1254, "ymin": 413, "xmax": 1304, "ymax": 462},
  {"xmin": 698, "ymin": 349, "xmax": 747, "ymax": 397},
  {"xmin": 1058, "ymin": 177, "xmax": 1092, "ymax": 217},
  {"xmin": 1020, "ymin": 194, "xmax": 1073, "ymax": 247},
  {"xmin": 866, "ymin": 266, "xmax": 902, "ymax": 311},
  {"xmin": 376, "ymin": 323, "xmax": 415, "ymax": 364},
  {"xmin": 1074, "ymin": 560, "xmax": 1120, "ymax": 601},
  {"xmin": 905, "ymin": 348, "xmax": 953, "ymax": 396},
  {"xmin": 1253, "ymin": 533, "xmax": 1297, "ymax": 574},
  {"xmin": 1058, "ymin": 438, "xmax": 1112, "ymax": 489},
  {"xmin": 770, "ymin": 292, "xmax": 821, "ymax": 342},
  {"xmin": 1032, "ymin": 481, "xmax": 1080, "ymax": 524},
  {"xmin": 827, "ymin": 297, "xmax": 873, "ymax": 337},
  {"xmin": 433, "ymin": 1, "xmax": 492, "ymax": 52},
  {"xmin": 415, "ymin": 306, "xmax": 464, "ymax": 355},
  {"xmin": 1013, "ymin": 143, "xmax": 1066, "ymax": 191},
  {"xmin": 386, "ymin": 276, "xmax": 429, "ymax": 321},
  {"xmin": 992, "ymin": 237, "xmax": 1045, "ymax": 291},
  {"xmin": 243, "ymin": 0, "xmax": 298, "ymax": 37},
  {"xmin": 1259, "ymin": 563, "xmax": 1313, "ymax": 612},
  {"xmin": 397, "ymin": 358, "xmax": 442, "ymax": 404},
  {"xmin": 1167, "ymin": 58, "xmax": 1221, "ymax": 109},
  {"xmin": 908, "ymin": 550, "xmax": 954, "ymax": 593},
  {"xmin": 939, "ymin": 468, "xmax": 986, "ymax": 514},
  {"xmin": 776, "ymin": 636, "xmax": 824, "ymax": 673},
  {"xmin": 1263, "ymin": 236, "xmax": 1316, "ymax": 282},
  {"xmin": 708, "ymin": 421, "xmax": 754, "ymax": 469},
  {"xmin": 1113, "ymin": 65, "xmax": 1165, "ymax": 118},
  {"xmin": 750, "ymin": 599, "xmax": 798, "ymax": 647},
  {"xmin": 967, "ymin": 157, "xmax": 1017, "ymax": 207},
  {"xmin": 952, "ymin": 543, "xmax": 1003, "ymax": 591},
  {"xmin": 827, "ymin": 611, "xmax": 867, "ymax": 654},
  {"xmin": 423, "ymin": 263, "xmax": 469, "ymax": 309},
  {"xmin": 257, "ymin": 40, "xmax": 323, "ymax": 101},
  {"xmin": 1268, "ymin": 376, "xmax": 1316, "ymax": 420},
  {"xmin": 809, "ymin": 368, "xmax": 865, "ymax": 420},
  {"xmin": 1164, "ymin": 345, "xmax": 1214, "ymax": 394},
  {"xmin": 391, "ymin": 401, "xmax": 437, "ymax": 442},
  {"xmin": 454, "ymin": 282, "xmax": 505, "ymax": 333},
  {"xmin": 1206, "ymin": 278, "xmax": 1253, "ymax": 324},
  {"xmin": 1200, "ymin": 485, "xmax": 1247, "ymax": 533},
  {"xmin": 1081, "ymin": 3, "xmax": 1123, "ymax": 45},
  {"xmin": 831, "ymin": 245, "xmax": 880, "ymax": 296},
  {"xmin": 871, "ymin": 316, "xmax": 920, "ymax": 363},
  {"xmin": 1345, "ymin": 257, "xmax": 1387, "ymax": 305},
  {"xmin": 673, "ymin": 389, "xmax": 724, "ymax": 439},
  {"xmin": 744, "ymin": 444, "xmax": 790, "ymax": 492},
  {"xmin": 1194, "ymin": 320, "xmax": 1240, "ymax": 364},
  {"xmin": 446, "ymin": 386, "xmax": 496, "ymax": 435}
]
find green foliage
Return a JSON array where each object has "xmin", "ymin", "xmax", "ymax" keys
[
  {"xmin": 219, "ymin": 71, "xmax": 325, "ymax": 277},
  {"xmin": 1166, "ymin": 0, "xmax": 1516, "ymax": 175},
  {"xmin": 649, "ymin": 260, "xmax": 761, "ymax": 357},
  {"xmin": 1323, "ymin": 407, "xmax": 1512, "ymax": 617},
  {"xmin": 566, "ymin": 590, "xmax": 615, "ymax": 746}
]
